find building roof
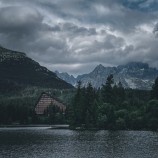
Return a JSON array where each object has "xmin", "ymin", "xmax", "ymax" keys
[{"xmin": 35, "ymin": 92, "xmax": 66, "ymax": 115}]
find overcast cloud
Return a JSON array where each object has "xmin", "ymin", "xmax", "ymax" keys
[{"xmin": 0, "ymin": 0, "xmax": 158, "ymax": 75}]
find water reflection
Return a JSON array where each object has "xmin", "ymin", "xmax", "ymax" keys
[{"xmin": 0, "ymin": 127, "xmax": 158, "ymax": 158}]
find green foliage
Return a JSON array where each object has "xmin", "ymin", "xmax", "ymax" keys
[
  {"xmin": 0, "ymin": 96, "xmax": 36, "ymax": 124},
  {"xmin": 145, "ymin": 100, "xmax": 158, "ymax": 130},
  {"xmin": 71, "ymin": 82, "xmax": 98, "ymax": 127},
  {"xmin": 97, "ymin": 114, "xmax": 107, "ymax": 128},
  {"xmin": 113, "ymin": 82, "xmax": 125, "ymax": 104},
  {"xmin": 97, "ymin": 103, "xmax": 115, "ymax": 129},
  {"xmin": 115, "ymin": 118, "xmax": 126, "ymax": 130},
  {"xmin": 72, "ymin": 81, "xmax": 85, "ymax": 125},
  {"xmin": 46, "ymin": 104, "xmax": 65, "ymax": 124},
  {"xmin": 128, "ymin": 111, "xmax": 144, "ymax": 130}
]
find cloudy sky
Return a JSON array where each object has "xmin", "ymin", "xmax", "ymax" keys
[{"xmin": 0, "ymin": 0, "xmax": 158, "ymax": 76}]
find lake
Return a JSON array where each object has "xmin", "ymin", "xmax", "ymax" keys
[{"xmin": 0, "ymin": 127, "xmax": 158, "ymax": 158}]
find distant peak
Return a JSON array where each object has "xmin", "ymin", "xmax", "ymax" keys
[
  {"xmin": 95, "ymin": 64, "xmax": 105, "ymax": 69},
  {"xmin": 91, "ymin": 64, "xmax": 106, "ymax": 73}
]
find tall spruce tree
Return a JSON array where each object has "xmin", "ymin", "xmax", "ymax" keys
[
  {"xmin": 73, "ymin": 81, "xmax": 85, "ymax": 125},
  {"xmin": 84, "ymin": 83, "xmax": 96, "ymax": 126},
  {"xmin": 117, "ymin": 81, "xmax": 125, "ymax": 103},
  {"xmin": 101, "ymin": 74, "xmax": 114, "ymax": 103}
]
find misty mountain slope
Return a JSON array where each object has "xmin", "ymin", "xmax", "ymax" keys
[
  {"xmin": 56, "ymin": 62, "xmax": 158, "ymax": 90},
  {"xmin": 55, "ymin": 71, "xmax": 76, "ymax": 86},
  {"xmin": 0, "ymin": 46, "xmax": 73, "ymax": 90},
  {"xmin": 118, "ymin": 62, "xmax": 158, "ymax": 88}
]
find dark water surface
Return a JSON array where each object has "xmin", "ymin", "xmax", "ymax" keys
[{"xmin": 0, "ymin": 127, "xmax": 158, "ymax": 158}]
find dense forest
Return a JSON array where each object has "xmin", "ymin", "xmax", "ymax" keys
[
  {"xmin": 0, "ymin": 75, "xmax": 158, "ymax": 130},
  {"xmin": 68, "ymin": 75, "xmax": 158, "ymax": 130},
  {"xmin": 0, "ymin": 87, "xmax": 74, "ymax": 125}
]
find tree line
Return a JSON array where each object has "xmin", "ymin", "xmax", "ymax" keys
[
  {"xmin": 67, "ymin": 75, "xmax": 158, "ymax": 130},
  {"xmin": 0, "ymin": 76, "xmax": 158, "ymax": 131}
]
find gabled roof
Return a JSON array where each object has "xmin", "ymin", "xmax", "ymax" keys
[{"xmin": 35, "ymin": 92, "xmax": 66, "ymax": 115}]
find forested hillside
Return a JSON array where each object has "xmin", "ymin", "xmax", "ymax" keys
[{"xmin": 0, "ymin": 46, "xmax": 73, "ymax": 91}]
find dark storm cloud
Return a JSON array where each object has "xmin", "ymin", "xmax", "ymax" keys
[
  {"xmin": 60, "ymin": 23, "xmax": 97, "ymax": 36},
  {"xmin": 0, "ymin": 6, "xmax": 43, "ymax": 33},
  {"xmin": 0, "ymin": 0, "xmax": 158, "ymax": 75},
  {"xmin": 0, "ymin": 5, "xmax": 57, "ymax": 49}
]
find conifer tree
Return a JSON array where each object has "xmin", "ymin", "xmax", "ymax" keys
[
  {"xmin": 101, "ymin": 74, "xmax": 114, "ymax": 103},
  {"xmin": 117, "ymin": 81, "xmax": 125, "ymax": 103},
  {"xmin": 73, "ymin": 81, "xmax": 84, "ymax": 125},
  {"xmin": 84, "ymin": 83, "xmax": 95, "ymax": 126}
]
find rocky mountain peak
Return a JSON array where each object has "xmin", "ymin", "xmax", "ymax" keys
[
  {"xmin": 56, "ymin": 62, "xmax": 158, "ymax": 90},
  {"xmin": 94, "ymin": 64, "xmax": 105, "ymax": 70}
]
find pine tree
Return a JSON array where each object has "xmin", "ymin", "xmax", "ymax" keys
[
  {"xmin": 117, "ymin": 81, "xmax": 125, "ymax": 103},
  {"xmin": 73, "ymin": 81, "xmax": 84, "ymax": 125},
  {"xmin": 84, "ymin": 83, "xmax": 96, "ymax": 126},
  {"xmin": 101, "ymin": 74, "xmax": 114, "ymax": 103}
]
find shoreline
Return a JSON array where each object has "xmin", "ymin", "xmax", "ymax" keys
[
  {"xmin": 0, "ymin": 124, "xmax": 52, "ymax": 128},
  {"xmin": 0, "ymin": 124, "xmax": 71, "ymax": 129},
  {"xmin": 0, "ymin": 125, "xmax": 157, "ymax": 132}
]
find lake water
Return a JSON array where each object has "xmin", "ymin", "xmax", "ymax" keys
[{"xmin": 0, "ymin": 127, "xmax": 158, "ymax": 158}]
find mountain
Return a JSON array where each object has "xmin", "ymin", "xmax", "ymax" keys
[
  {"xmin": 0, "ymin": 46, "xmax": 73, "ymax": 91},
  {"xmin": 115, "ymin": 62, "xmax": 158, "ymax": 89},
  {"xmin": 56, "ymin": 62, "xmax": 158, "ymax": 90},
  {"xmin": 55, "ymin": 71, "xmax": 76, "ymax": 86},
  {"xmin": 77, "ymin": 64, "xmax": 117, "ymax": 88}
]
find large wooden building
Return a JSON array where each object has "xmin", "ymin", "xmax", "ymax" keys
[{"xmin": 35, "ymin": 92, "xmax": 66, "ymax": 115}]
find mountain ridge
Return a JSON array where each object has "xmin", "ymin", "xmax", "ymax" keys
[{"xmin": 56, "ymin": 62, "xmax": 158, "ymax": 90}]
